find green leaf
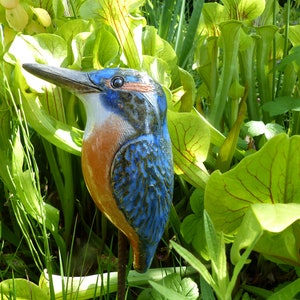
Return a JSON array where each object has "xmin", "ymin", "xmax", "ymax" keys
[
  {"xmin": 205, "ymin": 133, "xmax": 300, "ymax": 234},
  {"xmin": 198, "ymin": 3, "xmax": 226, "ymax": 37},
  {"xmin": 222, "ymin": 0, "xmax": 265, "ymax": 21},
  {"xmin": 216, "ymin": 96, "xmax": 247, "ymax": 172},
  {"xmin": 93, "ymin": 27, "xmax": 120, "ymax": 68},
  {"xmin": 142, "ymin": 25, "xmax": 177, "ymax": 70},
  {"xmin": 0, "ymin": 278, "xmax": 49, "ymax": 300},
  {"xmin": 39, "ymin": 267, "xmax": 197, "ymax": 300},
  {"xmin": 5, "ymin": 34, "xmax": 82, "ymax": 154},
  {"xmin": 209, "ymin": 20, "xmax": 242, "ymax": 128},
  {"xmin": 231, "ymin": 203, "xmax": 300, "ymax": 266},
  {"xmin": 289, "ymin": 25, "xmax": 300, "ymax": 47},
  {"xmin": 167, "ymin": 110, "xmax": 210, "ymax": 189},
  {"xmin": 142, "ymin": 55, "xmax": 171, "ymax": 88},
  {"xmin": 19, "ymin": 68, "xmax": 82, "ymax": 155},
  {"xmin": 148, "ymin": 274, "xmax": 199, "ymax": 300},
  {"xmin": 268, "ymin": 278, "xmax": 300, "ymax": 300},
  {"xmin": 170, "ymin": 241, "xmax": 223, "ymax": 298},
  {"xmin": 11, "ymin": 130, "xmax": 60, "ymax": 233},
  {"xmin": 245, "ymin": 121, "xmax": 284, "ymax": 139},
  {"xmin": 79, "ymin": 0, "xmax": 146, "ymax": 69},
  {"xmin": 177, "ymin": 68, "xmax": 196, "ymax": 112},
  {"xmin": 263, "ymin": 96, "xmax": 300, "ymax": 117},
  {"xmin": 204, "ymin": 211, "xmax": 228, "ymax": 293},
  {"xmin": 5, "ymin": 3, "xmax": 28, "ymax": 31},
  {"xmin": 178, "ymin": 0, "xmax": 203, "ymax": 68},
  {"xmin": 181, "ymin": 189, "xmax": 207, "ymax": 257}
]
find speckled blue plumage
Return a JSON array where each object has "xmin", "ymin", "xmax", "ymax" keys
[{"xmin": 112, "ymin": 134, "xmax": 173, "ymax": 272}]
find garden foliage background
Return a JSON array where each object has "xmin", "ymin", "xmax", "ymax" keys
[{"xmin": 1, "ymin": 0, "xmax": 300, "ymax": 299}]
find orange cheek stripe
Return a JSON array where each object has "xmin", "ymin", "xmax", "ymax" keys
[
  {"xmin": 105, "ymin": 79, "xmax": 154, "ymax": 93},
  {"xmin": 122, "ymin": 82, "xmax": 154, "ymax": 93}
]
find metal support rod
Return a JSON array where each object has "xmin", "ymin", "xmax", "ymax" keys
[{"xmin": 117, "ymin": 230, "xmax": 128, "ymax": 300}]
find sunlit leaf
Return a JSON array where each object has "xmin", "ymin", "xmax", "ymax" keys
[
  {"xmin": 198, "ymin": 3, "xmax": 226, "ymax": 37},
  {"xmin": 93, "ymin": 27, "xmax": 120, "ymax": 68},
  {"xmin": 31, "ymin": 7, "xmax": 51, "ymax": 27},
  {"xmin": 205, "ymin": 134, "xmax": 300, "ymax": 235},
  {"xmin": 0, "ymin": 0, "xmax": 18, "ymax": 9},
  {"xmin": 170, "ymin": 241, "xmax": 221, "ymax": 296},
  {"xmin": 142, "ymin": 55, "xmax": 171, "ymax": 87},
  {"xmin": 148, "ymin": 273, "xmax": 199, "ymax": 300},
  {"xmin": 79, "ymin": 0, "xmax": 146, "ymax": 69},
  {"xmin": 231, "ymin": 203, "xmax": 300, "ymax": 266},
  {"xmin": 0, "ymin": 278, "xmax": 49, "ymax": 300},
  {"xmin": 245, "ymin": 121, "xmax": 284, "ymax": 139},
  {"xmin": 167, "ymin": 110, "xmax": 210, "ymax": 189},
  {"xmin": 11, "ymin": 130, "xmax": 60, "ymax": 233},
  {"xmin": 5, "ymin": 3, "xmax": 28, "ymax": 31},
  {"xmin": 222, "ymin": 0, "xmax": 265, "ymax": 21},
  {"xmin": 142, "ymin": 26, "xmax": 177, "ymax": 69},
  {"xmin": 289, "ymin": 25, "xmax": 300, "ymax": 47}
]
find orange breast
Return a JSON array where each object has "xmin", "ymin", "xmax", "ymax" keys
[{"xmin": 81, "ymin": 114, "xmax": 139, "ymax": 254}]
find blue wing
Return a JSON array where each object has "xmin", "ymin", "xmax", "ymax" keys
[{"xmin": 111, "ymin": 134, "xmax": 173, "ymax": 272}]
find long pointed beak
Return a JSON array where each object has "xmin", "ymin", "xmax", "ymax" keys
[{"xmin": 22, "ymin": 64, "xmax": 102, "ymax": 93}]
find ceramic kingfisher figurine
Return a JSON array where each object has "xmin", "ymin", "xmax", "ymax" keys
[{"xmin": 23, "ymin": 64, "xmax": 174, "ymax": 273}]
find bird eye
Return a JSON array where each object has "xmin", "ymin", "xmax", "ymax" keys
[{"xmin": 111, "ymin": 76, "xmax": 124, "ymax": 88}]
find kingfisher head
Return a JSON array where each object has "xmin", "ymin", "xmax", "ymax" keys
[{"xmin": 22, "ymin": 64, "xmax": 168, "ymax": 139}]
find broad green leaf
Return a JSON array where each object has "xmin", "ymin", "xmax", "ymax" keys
[
  {"xmin": 93, "ymin": 27, "xmax": 120, "ymax": 68},
  {"xmin": 6, "ymin": 33, "xmax": 67, "ymax": 88},
  {"xmin": 177, "ymin": 68, "xmax": 196, "ymax": 112},
  {"xmin": 6, "ymin": 33, "xmax": 82, "ymax": 155},
  {"xmin": 142, "ymin": 25, "xmax": 177, "ymax": 69},
  {"xmin": 199, "ymin": 276, "xmax": 215, "ymax": 300},
  {"xmin": 231, "ymin": 203, "xmax": 300, "ymax": 266},
  {"xmin": 0, "ymin": 278, "xmax": 49, "ymax": 300},
  {"xmin": 0, "ymin": 0, "xmax": 18, "ymax": 9},
  {"xmin": 205, "ymin": 134, "xmax": 300, "ymax": 235},
  {"xmin": 245, "ymin": 121, "xmax": 284, "ymax": 139},
  {"xmin": 222, "ymin": 0, "xmax": 265, "ymax": 21},
  {"xmin": 148, "ymin": 274, "xmax": 199, "ymax": 300},
  {"xmin": 55, "ymin": 19, "xmax": 92, "ymax": 42},
  {"xmin": 263, "ymin": 96, "xmax": 300, "ymax": 116},
  {"xmin": 30, "ymin": 7, "xmax": 51, "ymax": 27},
  {"xmin": 268, "ymin": 278, "xmax": 300, "ymax": 300},
  {"xmin": 198, "ymin": 3, "xmax": 226, "ymax": 37},
  {"xmin": 39, "ymin": 267, "xmax": 197, "ymax": 300},
  {"xmin": 181, "ymin": 189, "xmax": 207, "ymax": 257},
  {"xmin": 203, "ymin": 211, "xmax": 228, "ymax": 294},
  {"xmin": 11, "ymin": 130, "xmax": 60, "ymax": 233},
  {"xmin": 5, "ymin": 3, "xmax": 28, "ymax": 31},
  {"xmin": 289, "ymin": 25, "xmax": 300, "ymax": 47},
  {"xmin": 276, "ymin": 45, "xmax": 300, "ymax": 71},
  {"xmin": 69, "ymin": 32, "xmax": 92, "ymax": 69},
  {"xmin": 142, "ymin": 55, "xmax": 171, "ymax": 88},
  {"xmin": 79, "ymin": 0, "xmax": 146, "ymax": 69},
  {"xmin": 167, "ymin": 110, "xmax": 210, "ymax": 189},
  {"xmin": 170, "ymin": 241, "xmax": 222, "ymax": 298},
  {"xmin": 17, "ymin": 63, "xmax": 82, "ymax": 155}
]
